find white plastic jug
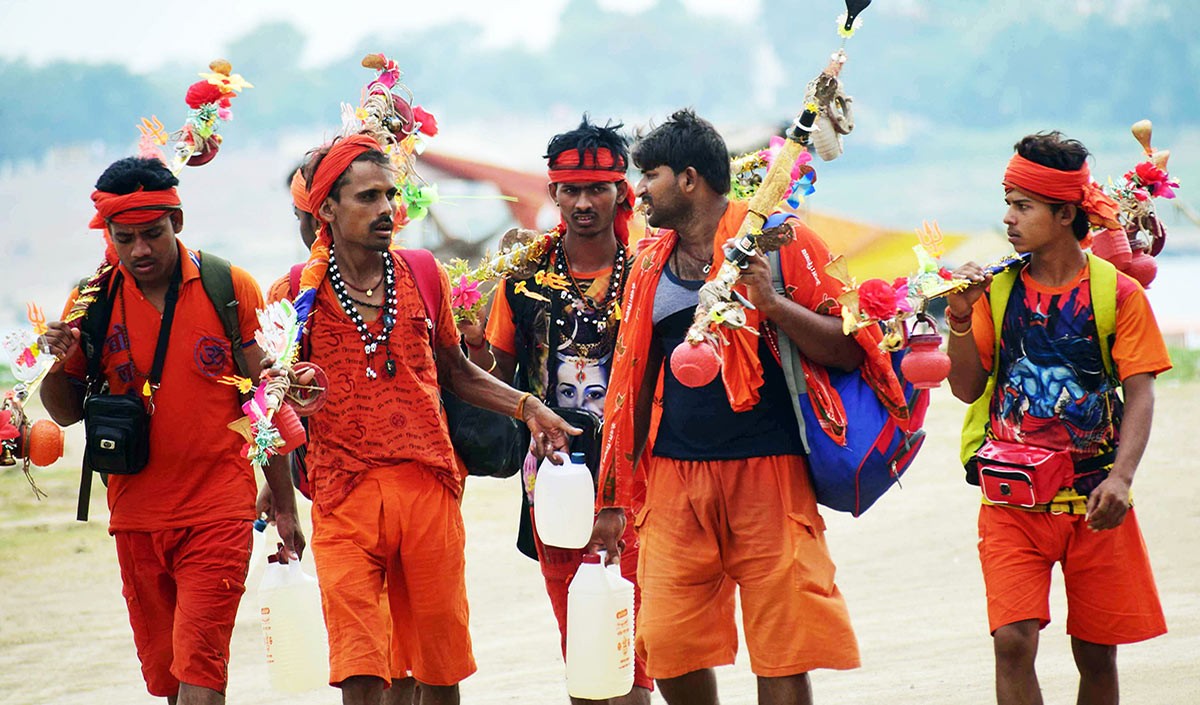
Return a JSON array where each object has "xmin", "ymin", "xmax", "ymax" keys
[
  {"xmin": 258, "ymin": 553, "xmax": 329, "ymax": 693},
  {"xmin": 565, "ymin": 553, "xmax": 635, "ymax": 700},
  {"xmin": 533, "ymin": 451, "xmax": 595, "ymax": 549}
]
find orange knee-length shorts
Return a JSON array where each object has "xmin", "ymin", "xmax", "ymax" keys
[
  {"xmin": 635, "ymin": 454, "xmax": 859, "ymax": 679},
  {"xmin": 978, "ymin": 504, "xmax": 1166, "ymax": 644},
  {"xmin": 311, "ymin": 464, "xmax": 475, "ymax": 687}
]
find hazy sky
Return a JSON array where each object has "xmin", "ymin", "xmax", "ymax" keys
[{"xmin": 1, "ymin": 0, "xmax": 759, "ymax": 70}]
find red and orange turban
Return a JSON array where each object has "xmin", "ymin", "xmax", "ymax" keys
[
  {"xmin": 1003, "ymin": 154, "xmax": 1120, "ymax": 230},
  {"xmin": 297, "ymin": 134, "xmax": 384, "ymax": 293},
  {"xmin": 548, "ymin": 147, "xmax": 634, "ymax": 244},
  {"xmin": 88, "ymin": 186, "xmax": 182, "ymax": 263},
  {"xmin": 290, "ymin": 168, "xmax": 312, "ymax": 214}
]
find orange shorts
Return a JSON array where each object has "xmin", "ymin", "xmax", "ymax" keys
[
  {"xmin": 114, "ymin": 519, "xmax": 253, "ymax": 696},
  {"xmin": 311, "ymin": 464, "xmax": 475, "ymax": 687},
  {"xmin": 531, "ymin": 509, "xmax": 653, "ymax": 691},
  {"xmin": 635, "ymin": 454, "xmax": 859, "ymax": 679},
  {"xmin": 977, "ymin": 504, "xmax": 1166, "ymax": 644}
]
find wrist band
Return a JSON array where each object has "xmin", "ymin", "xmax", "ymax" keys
[
  {"xmin": 949, "ymin": 323, "xmax": 973, "ymax": 338},
  {"xmin": 946, "ymin": 310, "xmax": 972, "ymax": 326},
  {"xmin": 514, "ymin": 392, "xmax": 533, "ymax": 420},
  {"xmin": 485, "ymin": 349, "xmax": 497, "ymax": 373}
]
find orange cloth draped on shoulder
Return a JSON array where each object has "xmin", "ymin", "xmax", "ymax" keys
[
  {"xmin": 88, "ymin": 186, "xmax": 182, "ymax": 263},
  {"xmin": 1003, "ymin": 153, "xmax": 1121, "ymax": 230},
  {"xmin": 597, "ymin": 200, "xmax": 907, "ymax": 510}
]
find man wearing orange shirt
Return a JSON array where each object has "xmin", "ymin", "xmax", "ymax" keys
[
  {"xmin": 288, "ymin": 134, "xmax": 578, "ymax": 705},
  {"xmin": 593, "ymin": 110, "xmax": 874, "ymax": 705},
  {"xmin": 947, "ymin": 131, "xmax": 1169, "ymax": 705},
  {"xmin": 40, "ymin": 156, "xmax": 304, "ymax": 704}
]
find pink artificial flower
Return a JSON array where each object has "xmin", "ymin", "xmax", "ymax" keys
[
  {"xmin": 1134, "ymin": 161, "xmax": 1179, "ymax": 199},
  {"xmin": 0, "ymin": 410, "xmax": 19, "ymax": 441},
  {"xmin": 413, "ymin": 106, "xmax": 439, "ymax": 137},
  {"xmin": 858, "ymin": 279, "xmax": 898, "ymax": 320},
  {"xmin": 938, "ymin": 267, "xmax": 954, "ymax": 281},
  {"xmin": 217, "ymin": 107, "xmax": 233, "ymax": 121},
  {"xmin": 452, "ymin": 276, "xmax": 481, "ymax": 311}
]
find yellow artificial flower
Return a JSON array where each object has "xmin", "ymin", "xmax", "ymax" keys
[{"xmin": 200, "ymin": 72, "xmax": 254, "ymax": 93}]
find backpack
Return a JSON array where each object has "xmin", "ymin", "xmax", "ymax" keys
[
  {"xmin": 769, "ymin": 250, "xmax": 930, "ymax": 517},
  {"xmin": 958, "ymin": 253, "xmax": 1118, "ymax": 476},
  {"xmin": 76, "ymin": 251, "xmax": 250, "ymax": 520}
]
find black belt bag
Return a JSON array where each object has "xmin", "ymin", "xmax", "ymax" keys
[{"xmin": 83, "ymin": 392, "xmax": 150, "ymax": 475}]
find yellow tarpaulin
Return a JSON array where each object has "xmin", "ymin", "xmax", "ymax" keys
[{"xmin": 802, "ymin": 211, "xmax": 969, "ymax": 281}]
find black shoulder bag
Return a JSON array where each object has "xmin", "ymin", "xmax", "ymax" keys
[{"xmin": 78, "ymin": 264, "xmax": 181, "ymax": 521}]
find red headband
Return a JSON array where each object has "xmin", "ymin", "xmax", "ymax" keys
[
  {"xmin": 548, "ymin": 147, "xmax": 634, "ymax": 244},
  {"xmin": 88, "ymin": 187, "xmax": 181, "ymax": 230},
  {"xmin": 547, "ymin": 147, "xmax": 626, "ymax": 184},
  {"xmin": 309, "ymin": 134, "xmax": 383, "ymax": 225},
  {"xmin": 1003, "ymin": 154, "xmax": 1120, "ymax": 229}
]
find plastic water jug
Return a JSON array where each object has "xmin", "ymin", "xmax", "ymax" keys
[
  {"xmin": 533, "ymin": 451, "xmax": 595, "ymax": 549},
  {"xmin": 565, "ymin": 553, "xmax": 635, "ymax": 699},
  {"xmin": 258, "ymin": 551, "xmax": 329, "ymax": 693}
]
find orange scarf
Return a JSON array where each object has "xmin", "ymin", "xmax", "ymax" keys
[{"xmin": 597, "ymin": 201, "xmax": 907, "ymax": 510}]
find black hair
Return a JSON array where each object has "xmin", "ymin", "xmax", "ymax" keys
[
  {"xmin": 1014, "ymin": 131, "xmax": 1092, "ymax": 240},
  {"xmin": 545, "ymin": 115, "xmax": 630, "ymax": 170},
  {"xmin": 94, "ymin": 157, "xmax": 179, "ymax": 194},
  {"xmin": 302, "ymin": 137, "xmax": 391, "ymax": 202},
  {"xmin": 631, "ymin": 108, "xmax": 730, "ymax": 195}
]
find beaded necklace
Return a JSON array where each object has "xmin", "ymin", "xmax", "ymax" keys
[
  {"xmin": 551, "ymin": 237, "xmax": 627, "ymax": 336},
  {"xmin": 329, "ymin": 246, "xmax": 397, "ymax": 379}
]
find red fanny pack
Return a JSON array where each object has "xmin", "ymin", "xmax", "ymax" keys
[{"xmin": 975, "ymin": 440, "xmax": 1075, "ymax": 508}]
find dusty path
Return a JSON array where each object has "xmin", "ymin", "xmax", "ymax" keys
[{"xmin": 1, "ymin": 383, "xmax": 1197, "ymax": 704}]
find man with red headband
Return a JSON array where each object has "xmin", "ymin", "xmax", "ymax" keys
[
  {"xmin": 285, "ymin": 134, "xmax": 578, "ymax": 705},
  {"xmin": 947, "ymin": 132, "xmax": 1170, "ymax": 705},
  {"xmin": 39, "ymin": 156, "xmax": 304, "ymax": 704},
  {"xmin": 459, "ymin": 117, "xmax": 651, "ymax": 704}
]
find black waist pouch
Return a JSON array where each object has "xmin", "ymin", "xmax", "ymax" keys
[{"xmin": 83, "ymin": 393, "xmax": 150, "ymax": 476}]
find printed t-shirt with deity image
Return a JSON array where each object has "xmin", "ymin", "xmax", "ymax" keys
[
  {"xmin": 485, "ymin": 237, "xmax": 628, "ymax": 504},
  {"xmin": 971, "ymin": 263, "xmax": 1171, "ymax": 504}
]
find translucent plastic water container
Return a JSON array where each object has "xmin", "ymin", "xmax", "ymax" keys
[
  {"xmin": 533, "ymin": 451, "xmax": 595, "ymax": 549},
  {"xmin": 258, "ymin": 553, "xmax": 329, "ymax": 693},
  {"xmin": 565, "ymin": 554, "xmax": 635, "ymax": 699}
]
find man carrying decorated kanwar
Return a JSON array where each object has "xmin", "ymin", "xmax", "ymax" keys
[
  {"xmin": 284, "ymin": 133, "xmax": 579, "ymax": 705},
  {"xmin": 39, "ymin": 155, "xmax": 305, "ymax": 704},
  {"xmin": 458, "ymin": 116, "xmax": 651, "ymax": 704},
  {"xmin": 592, "ymin": 109, "xmax": 898, "ymax": 705},
  {"xmin": 946, "ymin": 131, "xmax": 1169, "ymax": 705}
]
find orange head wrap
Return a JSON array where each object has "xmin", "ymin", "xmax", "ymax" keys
[
  {"xmin": 1003, "ymin": 153, "xmax": 1121, "ymax": 230},
  {"xmin": 88, "ymin": 186, "xmax": 182, "ymax": 263},
  {"xmin": 297, "ymin": 134, "xmax": 384, "ymax": 293},
  {"xmin": 548, "ymin": 147, "xmax": 633, "ymax": 245},
  {"xmin": 290, "ymin": 168, "xmax": 313, "ymax": 214}
]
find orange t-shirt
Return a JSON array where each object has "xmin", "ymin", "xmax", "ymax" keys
[
  {"xmin": 273, "ymin": 251, "xmax": 461, "ymax": 514},
  {"xmin": 60, "ymin": 242, "xmax": 263, "ymax": 532}
]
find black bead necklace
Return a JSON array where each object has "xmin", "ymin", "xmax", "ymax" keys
[
  {"xmin": 329, "ymin": 246, "xmax": 397, "ymax": 379},
  {"xmin": 552, "ymin": 238, "xmax": 627, "ymax": 335}
]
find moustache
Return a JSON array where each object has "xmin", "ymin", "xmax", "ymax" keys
[{"xmin": 372, "ymin": 217, "xmax": 395, "ymax": 231}]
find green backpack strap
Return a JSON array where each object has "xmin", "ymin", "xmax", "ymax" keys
[
  {"xmin": 196, "ymin": 251, "xmax": 251, "ymax": 378},
  {"xmin": 958, "ymin": 266, "xmax": 1020, "ymax": 468},
  {"xmin": 1087, "ymin": 253, "xmax": 1118, "ymax": 382}
]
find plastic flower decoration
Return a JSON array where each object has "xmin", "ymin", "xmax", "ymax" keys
[{"xmin": 444, "ymin": 258, "xmax": 491, "ymax": 324}]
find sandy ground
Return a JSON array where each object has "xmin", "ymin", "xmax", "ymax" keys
[{"xmin": 1, "ymin": 382, "xmax": 1198, "ymax": 705}]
